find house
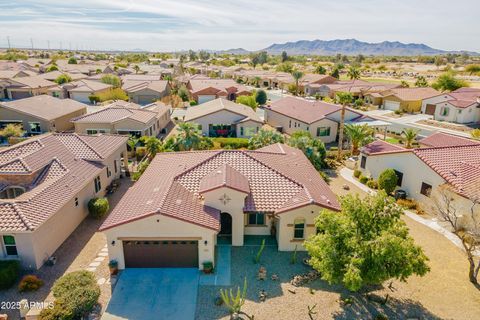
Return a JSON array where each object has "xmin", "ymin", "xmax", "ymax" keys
[
  {"xmin": 62, "ymin": 80, "xmax": 113, "ymax": 104},
  {"xmin": 38, "ymin": 70, "xmax": 87, "ymax": 82},
  {"xmin": 0, "ymin": 133, "xmax": 128, "ymax": 269},
  {"xmin": 3, "ymin": 76, "xmax": 58, "ymax": 100},
  {"xmin": 307, "ymin": 80, "xmax": 401, "ymax": 100},
  {"xmin": 0, "ymin": 95, "xmax": 87, "ymax": 135},
  {"xmin": 421, "ymin": 88, "xmax": 480, "ymax": 124},
  {"xmin": 380, "ymin": 87, "xmax": 439, "ymax": 112},
  {"xmin": 72, "ymin": 101, "xmax": 170, "ymax": 137},
  {"xmin": 121, "ymin": 76, "xmax": 170, "ymax": 105},
  {"xmin": 358, "ymin": 136, "xmax": 480, "ymax": 229},
  {"xmin": 300, "ymin": 74, "xmax": 337, "ymax": 95},
  {"xmin": 184, "ymin": 98, "xmax": 263, "ymax": 138},
  {"xmin": 265, "ymin": 96, "xmax": 363, "ymax": 143},
  {"xmin": 187, "ymin": 79, "xmax": 251, "ymax": 104},
  {"xmin": 99, "ymin": 143, "xmax": 340, "ymax": 269}
]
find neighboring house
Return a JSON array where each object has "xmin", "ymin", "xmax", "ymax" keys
[
  {"xmin": 122, "ymin": 79, "xmax": 170, "ymax": 105},
  {"xmin": 265, "ymin": 96, "xmax": 363, "ymax": 143},
  {"xmin": 421, "ymin": 88, "xmax": 480, "ymax": 124},
  {"xmin": 187, "ymin": 79, "xmax": 251, "ymax": 104},
  {"xmin": 301, "ymin": 74, "xmax": 337, "ymax": 95},
  {"xmin": 3, "ymin": 76, "xmax": 57, "ymax": 100},
  {"xmin": 63, "ymin": 80, "xmax": 113, "ymax": 104},
  {"xmin": 38, "ymin": 70, "xmax": 87, "ymax": 82},
  {"xmin": 418, "ymin": 131, "xmax": 480, "ymax": 148},
  {"xmin": 72, "ymin": 101, "xmax": 170, "ymax": 137},
  {"xmin": 0, "ymin": 95, "xmax": 87, "ymax": 134},
  {"xmin": 184, "ymin": 98, "xmax": 263, "ymax": 138},
  {"xmin": 380, "ymin": 87, "xmax": 439, "ymax": 112},
  {"xmin": 308, "ymin": 80, "xmax": 401, "ymax": 100},
  {"xmin": 100, "ymin": 143, "xmax": 340, "ymax": 269},
  {"xmin": 358, "ymin": 136, "xmax": 480, "ymax": 229},
  {"xmin": 0, "ymin": 133, "xmax": 128, "ymax": 269}
]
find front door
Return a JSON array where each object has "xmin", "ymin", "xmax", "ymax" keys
[
  {"xmin": 220, "ymin": 212, "xmax": 232, "ymax": 235},
  {"xmin": 425, "ymin": 104, "xmax": 436, "ymax": 115}
]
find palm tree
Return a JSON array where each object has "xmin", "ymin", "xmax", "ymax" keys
[
  {"xmin": 402, "ymin": 128, "xmax": 418, "ymax": 149},
  {"xmin": 175, "ymin": 122, "xmax": 202, "ymax": 151},
  {"xmin": 145, "ymin": 137, "xmax": 162, "ymax": 160},
  {"xmin": 252, "ymin": 76, "xmax": 261, "ymax": 88},
  {"xmin": 133, "ymin": 65, "xmax": 140, "ymax": 74},
  {"xmin": 291, "ymin": 70, "xmax": 304, "ymax": 96},
  {"xmin": 347, "ymin": 66, "xmax": 360, "ymax": 80},
  {"xmin": 248, "ymin": 129, "xmax": 284, "ymax": 150},
  {"xmin": 344, "ymin": 124, "xmax": 373, "ymax": 155},
  {"xmin": 127, "ymin": 137, "xmax": 138, "ymax": 157},
  {"xmin": 336, "ymin": 92, "xmax": 353, "ymax": 161}
]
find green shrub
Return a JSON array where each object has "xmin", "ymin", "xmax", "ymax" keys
[
  {"xmin": 397, "ymin": 198, "xmax": 418, "ymax": 210},
  {"xmin": 212, "ymin": 137, "xmax": 249, "ymax": 149},
  {"xmin": 88, "ymin": 95, "xmax": 100, "ymax": 104},
  {"xmin": 88, "ymin": 198, "xmax": 109, "ymax": 219},
  {"xmin": 43, "ymin": 271, "xmax": 100, "ymax": 320},
  {"xmin": 353, "ymin": 169, "xmax": 362, "ymax": 178},
  {"xmin": 366, "ymin": 179, "xmax": 378, "ymax": 189},
  {"xmin": 329, "ymin": 146, "xmax": 338, "ymax": 151},
  {"xmin": 18, "ymin": 275, "xmax": 44, "ymax": 292},
  {"xmin": 319, "ymin": 170, "xmax": 330, "ymax": 183},
  {"xmin": 359, "ymin": 175, "xmax": 369, "ymax": 184},
  {"xmin": 189, "ymin": 100, "xmax": 198, "ymax": 106},
  {"xmin": 378, "ymin": 169, "xmax": 398, "ymax": 195},
  {"xmin": 0, "ymin": 260, "xmax": 20, "ymax": 289},
  {"xmin": 135, "ymin": 146, "xmax": 146, "ymax": 161}
]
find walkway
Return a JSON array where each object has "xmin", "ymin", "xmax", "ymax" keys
[{"xmin": 199, "ymin": 245, "xmax": 231, "ymax": 286}]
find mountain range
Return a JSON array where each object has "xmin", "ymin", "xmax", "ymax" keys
[{"xmin": 222, "ymin": 39, "xmax": 478, "ymax": 56}]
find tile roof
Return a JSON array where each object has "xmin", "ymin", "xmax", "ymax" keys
[
  {"xmin": 435, "ymin": 87, "xmax": 480, "ymax": 109},
  {"xmin": 188, "ymin": 79, "xmax": 250, "ymax": 95},
  {"xmin": 419, "ymin": 132, "xmax": 480, "ymax": 148},
  {"xmin": 184, "ymin": 98, "xmax": 262, "ymax": 123},
  {"xmin": 100, "ymin": 144, "xmax": 340, "ymax": 231},
  {"xmin": 1, "ymin": 95, "xmax": 87, "ymax": 121},
  {"xmin": 71, "ymin": 103, "xmax": 158, "ymax": 125},
  {"xmin": 0, "ymin": 133, "xmax": 127, "ymax": 232},
  {"xmin": 67, "ymin": 80, "xmax": 112, "ymax": 93},
  {"xmin": 268, "ymin": 96, "xmax": 342, "ymax": 124},
  {"xmin": 122, "ymin": 80, "xmax": 169, "ymax": 93},
  {"xmin": 382, "ymin": 87, "xmax": 439, "ymax": 101},
  {"xmin": 8, "ymin": 75, "xmax": 57, "ymax": 88},
  {"xmin": 361, "ymin": 140, "xmax": 408, "ymax": 155}
]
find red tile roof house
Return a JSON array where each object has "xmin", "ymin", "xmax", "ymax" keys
[
  {"xmin": 121, "ymin": 78, "xmax": 171, "ymax": 105},
  {"xmin": 184, "ymin": 98, "xmax": 263, "ymax": 138},
  {"xmin": 265, "ymin": 96, "xmax": 364, "ymax": 143},
  {"xmin": 3, "ymin": 75, "xmax": 58, "ymax": 100},
  {"xmin": 0, "ymin": 133, "xmax": 128, "ymax": 269},
  {"xmin": 187, "ymin": 79, "xmax": 251, "ymax": 104},
  {"xmin": 421, "ymin": 88, "xmax": 480, "ymax": 124},
  {"xmin": 100, "ymin": 143, "xmax": 340, "ymax": 269},
  {"xmin": 358, "ymin": 135, "xmax": 480, "ymax": 229},
  {"xmin": 71, "ymin": 101, "xmax": 170, "ymax": 137}
]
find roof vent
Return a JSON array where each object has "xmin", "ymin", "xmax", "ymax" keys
[
  {"xmin": 153, "ymin": 187, "xmax": 160, "ymax": 192},
  {"xmin": 175, "ymin": 199, "xmax": 182, "ymax": 205},
  {"xmin": 146, "ymin": 200, "xmax": 153, "ymax": 205}
]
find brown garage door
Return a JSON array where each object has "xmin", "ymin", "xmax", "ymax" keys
[
  {"xmin": 11, "ymin": 91, "xmax": 32, "ymax": 99},
  {"xmin": 425, "ymin": 104, "xmax": 436, "ymax": 115},
  {"xmin": 123, "ymin": 240, "xmax": 198, "ymax": 268}
]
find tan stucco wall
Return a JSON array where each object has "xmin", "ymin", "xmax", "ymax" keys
[
  {"xmin": 384, "ymin": 96, "xmax": 422, "ymax": 113},
  {"xmin": 236, "ymin": 120, "xmax": 261, "ymax": 138},
  {"xmin": 188, "ymin": 109, "xmax": 251, "ymax": 137}
]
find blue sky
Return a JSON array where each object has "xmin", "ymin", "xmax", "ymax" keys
[{"xmin": 0, "ymin": 0, "xmax": 479, "ymax": 52}]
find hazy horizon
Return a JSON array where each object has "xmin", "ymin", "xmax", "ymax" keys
[{"xmin": 1, "ymin": 0, "xmax": 479, "ymax": 52}]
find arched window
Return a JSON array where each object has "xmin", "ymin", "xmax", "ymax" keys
[
  {"xmin": 293, "ymin": 218, "xmax": 305, "ymax": 239},
  {"xmin": 0, "ymin": 186, "xmax": 26, "ymax": 199}
]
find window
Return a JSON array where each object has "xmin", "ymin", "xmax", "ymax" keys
[
  {"xmin": 94, "ymin": 176, "xmax": 101, "ymax": 193},
  {"xmin": 28, "ymin": 122, "xmax": 41, "ymax": 134},
  {"xmin": 248, "ymin": 212, "xmax": 265, "ymax": 225},
  {"xmin": 75, "ymin": 197, "xmax": 79, "ymax": 207},
  {"xmin": 0, "ymin": 186, "xmax": 25, "ymax": 199},
  {"xmin": 240, "ymin": 126, "xmax": 244, "ymax": 136},
  {"xmin": 420, "ymin": 182, "xmax": 432, "ymax": 197},
  {"xmin": 107, "ymin": 167, "xmax": 111, "ymax": 178},
  {"xmin": 114, "ymin": 160, "xmax": 118, "ymax": 173},
  {"xmin": 293, "ymin": 218, "xmax": 305, "ymax": 239},
  {"xmin": 197, "ymin": 124, "xmax": 202, "ymax": 132},
  {"xmin": 3, "ymin": 235, "xmax": 17, "ymax": 256},
  {"xmin": 317, "ymin": 127, "xmax": 331, "ymax": 137},
  {"xmin": 289, "ymin": 120, "xmax": 292, "ymax": 128},
  {"xmin": 394, "ymin": 170, "xmax": 403, "ymax": 186},
  {"xmin": 360, "ymin": 156, "xmax": 367, "ymax": 169},
  {"xmin": 440, "ymin": 106, "xmax": 449, "ymax": 116}
]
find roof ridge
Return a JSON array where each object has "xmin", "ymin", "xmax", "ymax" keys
[
  {"xmin": 55, "ymin": 133, "xmax": 104, "ymax": 159},
  {"xmin": 10, "ymin": 203, "xmax": 34, "ymax": 231}
]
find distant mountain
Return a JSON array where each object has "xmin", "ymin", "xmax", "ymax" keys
[
  {"xmin": 262, "ymin": 39, "xmax": 478, "ymax": 56},
  {"xmin": 217, "ymin": 48, "xmax": 250, "ymax": 55}
]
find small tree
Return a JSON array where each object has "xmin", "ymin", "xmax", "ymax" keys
[
  {"xmin": 177, "ymin": 85, "xmax": 190, "ymax": 102},
  {"xmin": 344, "ymin": 124, "xmax": 373, "ymax": 155},
  {"xmin": 465, "ymin": 64, "xmax": 480, "ymax": 75},
  {"xmin": 314, "ymin": 65, "xmax": 326, "ymax": 75},
  {"xmin": 236, "ymin": 94, "xmax": 258, "ymax": 110},
  {"xmin": 145, "ymin": 136, "xmax": 162, "ymax": 160},
  {"xmin": 414, "ymin": 76, "xmax": 429, "ymax": 87},
  {"xmin": 432, "ymin": 72, "xmax": 469, "ymax": 92},
  {"xmin": 248, "ymin": 129, "xmax": 284, "ymax": 150},
  {"xmin": 347, "ymin": 66, "xmax": 360, "ymax": 80},
  {"xmin": 55, "ymin": 74, "xmax": 72, "ymax": 85},
  {"xmin": 133, "ymin": 65, "xmax": 140, "ymax": 74},
  {"xmin": 100, "ymin": 74, "xmax": 121, "ymax": 88},
  {"xmin": 287, "ymin": 131, "xmax": 326, "ymax": 170},
  {"xmin": 336, "ymin": 92, "xmax": 353, "ymax": 161},
  {"xmin": 88, "ymin": 198, "xmax": 109, "ymax": 219},
  {"xmin": 291, "ymin": 70, "xmax": 304, "ymax": 96},
  {"xmin": 255, "ymin": 89, "xmax": 267, "ymax": 105},
  {"xmin": 0, "ymin": 124, "xmax": 25, "ymax": 140},
  {"xmin": 305, "ymin": 192, "xmax": 429, "ymax": 292},
  {"xmin": 378, "ymin": 168, "xmax": 398, "ymax": 195},
  {"xmin": 402, "ymin": 128, "xmax": 418, "ymax": 148}
]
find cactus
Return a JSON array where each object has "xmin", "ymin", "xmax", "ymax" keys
[
  {"xmin": 254, "ymin": 239, "xmax": 266, "ymax": 264},
  {"xmin": 220, "ymin": 278, "xmax": 247, "ymax": 315},
  {"xmin": 290, "ymin": 245, "xmax": 298, "ymax": 264}
]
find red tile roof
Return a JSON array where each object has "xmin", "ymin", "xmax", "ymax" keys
[
  {"xmin": 419, "ymin": 132, "xmax": 480, "ymax": 148},
  {"xmin": 268, "ymin": 96, "xmax": 342, "ymax": 124},
  {"xmin": 100, "ymin": 144, "xmax": 340, "ymax": 231},
  {"xmin": 361, "ymin": 140, "xmax": 408, "ymax": 155}
]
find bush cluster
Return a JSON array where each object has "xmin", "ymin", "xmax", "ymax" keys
[
  {"xmin": 359, "ymin": 175, "xmax": 369, "ymax": 184},
  {"xmin": 212, "ymin": 137, "xmax": 249, "ymax": 149},
  {"xmin": 366, "ymin": 179, "xmax": 378, "ymax": 189},
  {"xmin": 18, "ymin": 275, "xmax": 44, "ymax": 292},
  {"xmin": 0, "ymin": 260, "xmax": 20, "ymax": 289},
  {"xmin": 353, "ymin": 169, "xmax": 362, "ymax": 178},
  {"xmin": 397, "ymin": 198, "xmax": 418, "ymax": 210},
  {"xmin": 378, "ymin": 169, "xmax": 398, "ymax": 194},
  {"xmin": 88, "ymin": 198, "xmax": 110, "ymax": 219}
]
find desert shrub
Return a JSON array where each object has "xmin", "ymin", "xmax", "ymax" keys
[
  {"xmin": 397, "ymin": 198, "xmax": 418, "ymax": 210},
  {"xmin": 18, "ymin": 275, "xmax": 44, "ymax": 292},
  {"xmin": 324, "ymin": 158, "xmax": 338, "ymax": 169},
  {"xmin": 87, "ymin": 198, "xmax": 109, "ymax": 219},
  {"xmin": 329, "ymin": 146, "xmax": 338, "ymax": 151},
  {"xmin": 319, "ymin": 171, "xmax": 330, "ymax": 183},
  {"xmin": 100, "ymin": 74, "xmax": 121, "ymax": 88},
  {"xmin": 0, "ymin": 260, "xmax": 20, "ymax": 289},
  {"xmin": 135, "ymin": 146, "xmax": 146, "ymax": 161},
  {"xmin": 97, "ymin": 88, "xmax": 128, "ymax": 102},
  {"xmin": 88, "ymin": 95, "xmax": 100, "ymax": 104},
  {"xmin": 353, "ymin": 169, "xmax": 362, "ymax": 178},
  {"xmin": 378, "ymin": 169, "xmax": 398, "ymax": 194},
  {"xmin": 366, "ymin": 179, "xmax": 378, "ymax": 189},
  {"xmin": 42, "ymin": 271, "xmax": 100, "ymax": 320},
  {"xmin": 189, "ymin": 100, "xmax": 198, "ymax": 106},
  {"xmin": 359, "ymin": 175, "xmax": 369, "ymax": 184},
  {"xmin": 212, "ymin": 138, "xmax": 249, "ymax": 149}
]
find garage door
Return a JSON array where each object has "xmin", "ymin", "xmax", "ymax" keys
[
  {"xmin": 123, "ymin": 240, "xmax": 198, "ymax": 268},
  {"xmin": 136, "ymin": 95, "xmax": 157, "ymax": 105},
  {"xmin": 425, "ymin": 104, "xmax": 436, "ymax": 115},
  {"xmin": 198, "ymin": 95, "xmax": 216, "ymax": 104},
  {"xmin": 384, "ymin": 100, "xmax": 400, "ymax": 111},
  {"xmin": 10, "ymin": 91, "xmax": 32, "ymax": 99}
]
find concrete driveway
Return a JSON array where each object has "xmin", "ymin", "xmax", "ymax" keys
[{"xmin": 102, "ymin": 268, "xmax": 199, "ymax": 320}]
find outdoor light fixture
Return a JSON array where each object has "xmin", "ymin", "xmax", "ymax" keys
[
  {"xmin": 111, "ymin": 240, "xmax": 116, "ymax": 246},
  {"xmin": 204, "ymin": 240, "xmax": 208, "ymax": 245}
]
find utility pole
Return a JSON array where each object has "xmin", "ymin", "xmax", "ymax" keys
[
  {"xmin": 30, "ymin": 38, "xmax": 34, "ymax": 50},
  {"xmin": 59, "ymin": 41, "xmax": 62, "ymax": 50},
  {"xmin": 7, "ymin": 36, "xmax": 11, "ymax": 49},
  {"xmin": 47, "ymin": 40, "xmax": 50, "ymax": 50}
]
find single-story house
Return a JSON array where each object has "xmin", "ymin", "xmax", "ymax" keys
[
  {"xmin": 358, "ymin": 136, "xmax": 480, "ymax": 229},
  {"xmin": 421, "ymin": 88, "xmax": 480, "ymax": 124},
  {"xmin": 122, "ymin": 80, "xmax": 170, "ymax": 105},
  {"xmin": 0, "ymin": 133, "xmax": 128, "ymax": 269},
  {"xmin": 307, "ymin": 80, "xmax": 401, "ymax": 100},
  {"xmin": 99, "ymin": 143, "xmax": 340, "ymax": 269},
  {"xmin": 187, "ymin": 79, "xmax": 251, "ymax": 104},
  {"xmin": 380, "ymin": 87, "xmax": 439, "ymax": 113},
  {"xmin": 72, "ymin": 101, "xmax": 170, "ymax": 137},
  {"xmin": 0, "ymin": 95, "xmax": 87, "ymax": 135},
  {"xmin": 3, "ymin": 76, "xmax": 58, "ymax": 100},
  {"xmin": 265, "ymin": 96, "xmax": 363, "ymax": 143},
  {"xmin": 184, "ymin": 98, "xmax": 263, "ymax": 138},
  {"xmin": 63, "ymin": 80, "xmax": 113, "ymax": 104},
  {"xmin": 301, "ymin": 74, "xmax": 337, "ymax": 95}
]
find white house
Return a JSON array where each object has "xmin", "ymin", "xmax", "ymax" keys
[{"xmin": 100, "ymin": 143, "xmax": 340, "ymax": 269}]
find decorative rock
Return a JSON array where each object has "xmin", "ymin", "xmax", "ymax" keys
[
  {"xmin": 259, "ymin": 290, "xmax": 267, "ymax": 302},
  {"xmin": 290, "ymin": 270, "xmax": 320, "ymax": 287},
  {"xmin": 94, "ymin": 256, "xmax": 105, "ymax": 262},
  {"xmin": 342, "ymin": 184, "xmax": 350, "ymax": 190},
  {"xmin": 287, "ymin": 287, "xmax": 296, "ymax": 294},
  {"xmin": 97, "ymin": 277, "xmax": 106, "ymax": 285},
  {"xmin": 271, "ymin": 274, "xmax": 279, "ymax": 281},
  {"xmin": 258, "ymin": 266, "xmax": 267, "ymax": 280},
  {"xmin": 89, "ymin": 261, "xmax": 101, "ymax": 267}
]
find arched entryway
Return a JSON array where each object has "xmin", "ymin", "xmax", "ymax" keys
[{"xmin": 218, "ymin": 212, "xmax": 232, "ymax": 245}]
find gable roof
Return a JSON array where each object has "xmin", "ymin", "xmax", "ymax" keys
[
  {"xmin": 419, "ymin": 132, "xmax": 480, "ymax": 148},
  {"xmin": 122, "ymin": 80, "xmax": 169, "ymax": 93},
  {"xmin": 268, "ymin": 96, "xmax": 343, "ymax": 124},
  {"xmin": 100, "ymin": 144, "xmax": 340, "ymax": 231},
  {"xmin": 67, "ymin": 80, "xmax": 112, "ymax": 93},
  {"xmin": 382, "ymin": 87, "xmax": 439, "ymax": 101},
  {"xmin": 184, "ymin": 98, "xmax": 262, "ymax": 123},
  {"xmin": 8, "ymin": 75, "xmax": 57, "ymax": 89},
  {"xmin": 71, "ymin": 103, "xmax": 158, "ymax": 125},
  {"xmin": 188, "ymin": 79, "xmax": 250, "ymax": 95},
  {"xmin": 1, "ymin": 95, "xmax": 87, "ymax": 121},
  {"xmin": 361, "ymin": 140, "xmax": 409, "ymax": 156},
  {"xmin": 0, "ymin": 133, "xmax": 127, "ymax": 232}
]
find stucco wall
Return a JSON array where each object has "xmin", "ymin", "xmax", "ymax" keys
[
  {"xmin": 421, "ymin": 96, "xmax": 480, "ymax": 124},
  {"xmin": 0, "ymin": 107, "xmax": 51, "ymax": 133},
  {"xmin": 235, "ymin": 119, "xmax": 261, "ymax": 138},
  {"xmin": 188, "ymin": 109, "xmax": 249, "ymax": 137}
]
